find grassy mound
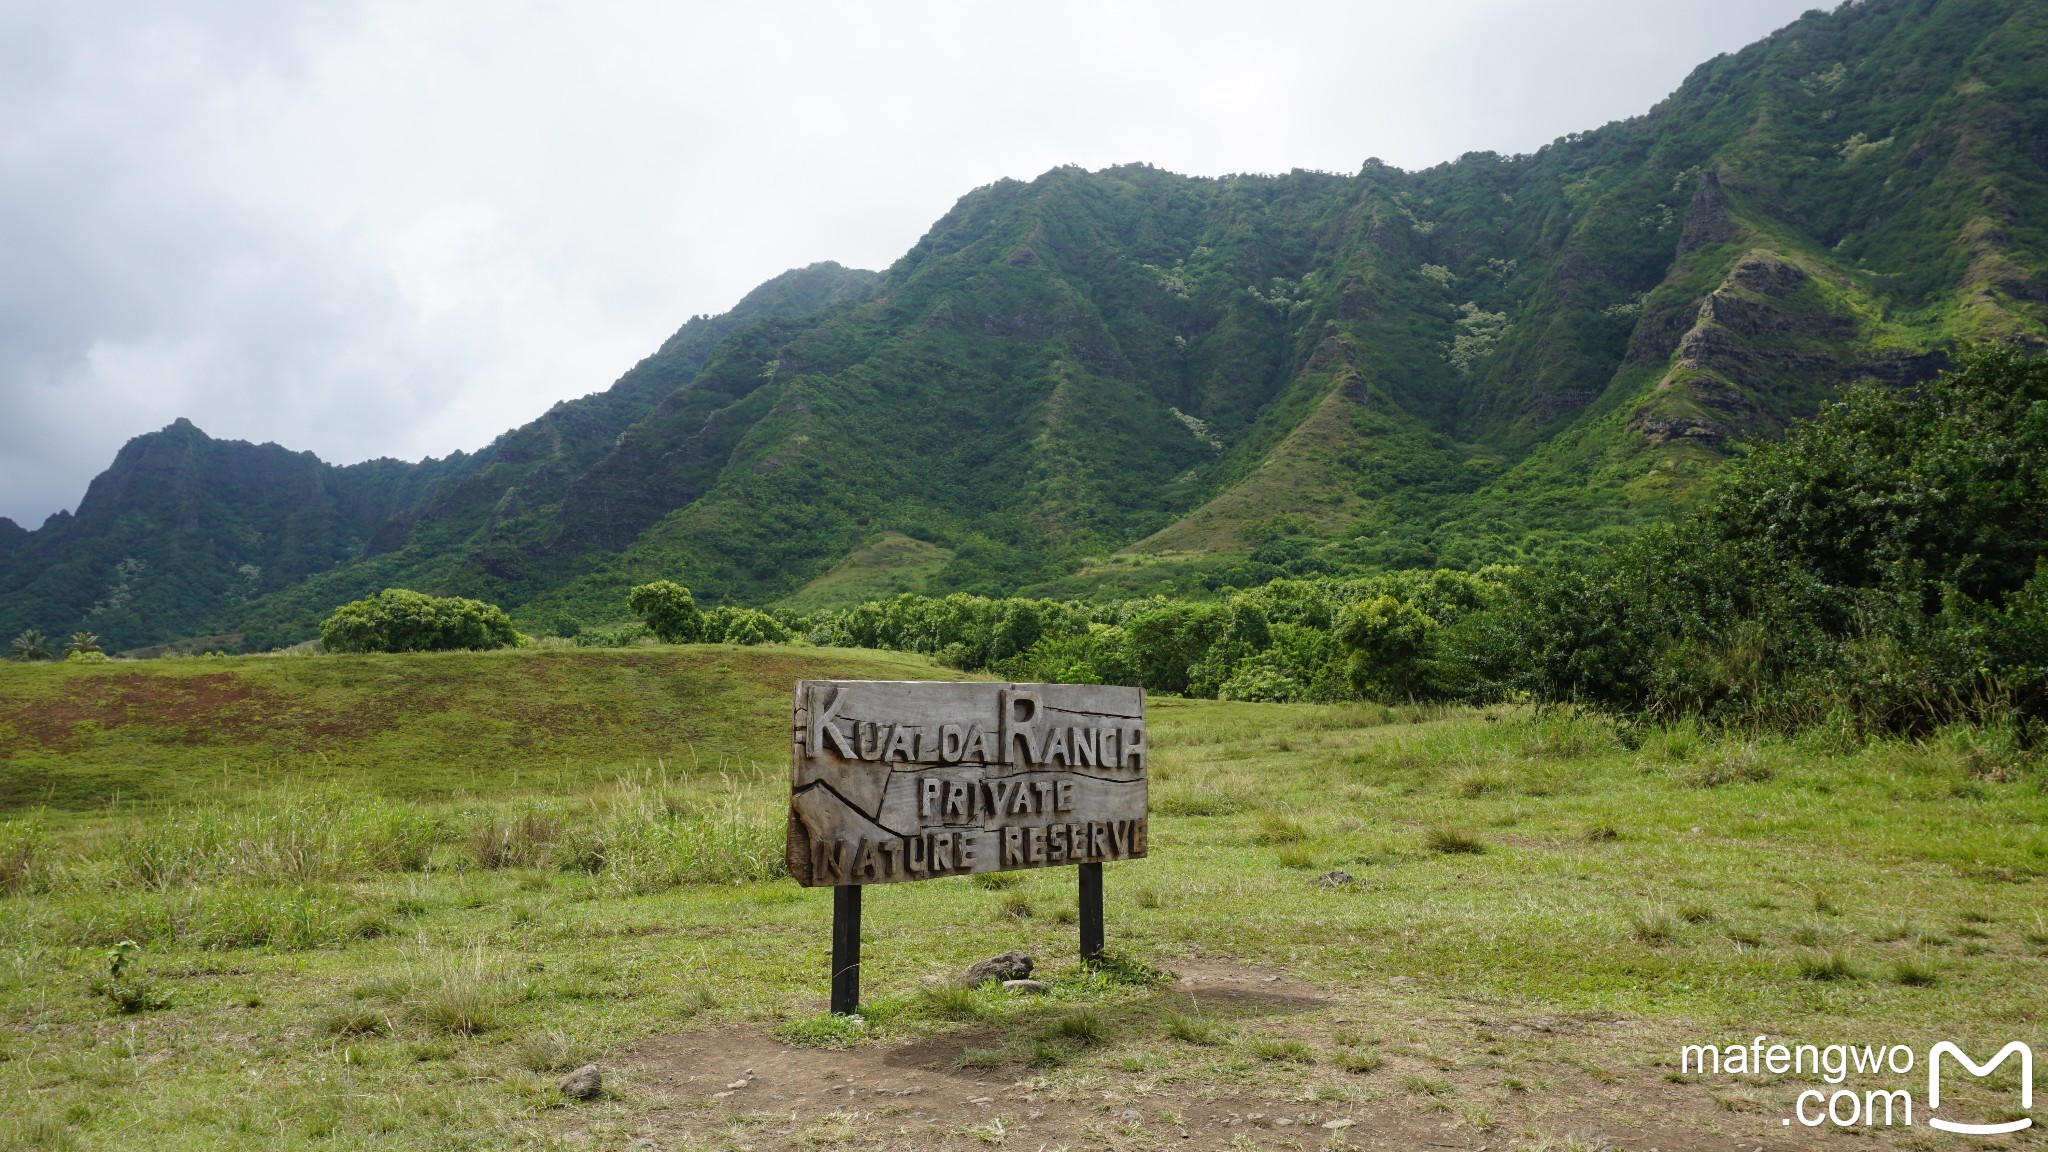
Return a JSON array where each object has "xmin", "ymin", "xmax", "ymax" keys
[{"xmin": 0, "ymin": 644, "xmax": 944, "ymax": 809}]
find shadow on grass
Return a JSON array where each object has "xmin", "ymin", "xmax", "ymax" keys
[{"xmin": 873, "ymin": 958, "xmax": 1329, "ymax": 1074}]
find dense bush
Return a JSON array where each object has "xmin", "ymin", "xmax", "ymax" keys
[
  {"xmin": 319, "ymin": 590, "xmax": 523, "ymax": 654},
  {"xmin": 627, "ymin": 581, "xmax": 701, "ymax": 643},
  {"xmin": 698, "ymin": 605, "xmax": 792, "ymax": 646},
  {"xmin": 1470, "ymin": 345, "xmax": 2048, "ymax": 733},
  {"xmin": 790, "ymin": 573, "xmax": 1505, "ymax": 704}
]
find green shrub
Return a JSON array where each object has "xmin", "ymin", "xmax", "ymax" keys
[
  {"xmin": 1218, "ymin": 664, "xmax": 1309, "ymax": 703},
  {"xmin": 1470, "ymin": 345, "xmax": 2048, "ymax": 734},
  {"xmin": 626, "ymin": 580, "xmax": 701, "ymax": 643},
  {"xmin": 698, "ymin": 605, "xmax": 791, "ymax": 646},
  {"xmin": 92, "ymin": 975, "xmax": 173, "ymax": 1014},
  {"xmin": 319, "ymin": 589, "xmax": 521, "ymax": 654}
]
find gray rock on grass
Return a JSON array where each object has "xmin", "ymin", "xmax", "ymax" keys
[
  {"xmin": 1001, "ymin": 978, "xmax": 1050, "ymax": 994},
  {"xmin": 558, "ymin": 1063, "xmax": 603, "ymax": 1100},
  {"xmin": 959, "ymin": 950, "xmax": 1033, "ymax": 987}
]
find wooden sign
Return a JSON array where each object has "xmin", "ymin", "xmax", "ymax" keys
[{"xmin": 788, "ymin": 681, "xmax": 1147, "ymax": 887}]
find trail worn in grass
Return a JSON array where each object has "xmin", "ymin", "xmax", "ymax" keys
[{"xmin": 1, "ymin": 646, "xmax": 2045, "ymax": 1149}]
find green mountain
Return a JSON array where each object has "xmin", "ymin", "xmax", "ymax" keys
[
  {"xmin": 0, "ymin": 262, "xmax": 877, "ymax": 651},
  {"xmin": 4, "ymin": 0, "xmax": 2044, "ymax": 652}
]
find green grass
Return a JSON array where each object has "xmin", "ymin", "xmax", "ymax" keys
[
  {"xmin": 772, "ymin": 531, "xmax": 955, "ymax": 612},
  {"xmin": 0, "ymin": 643, "xmax": 947, "ymax": 809},
  {"xmin": 1338, "ymin": 1048, "xmax": 1383, "ymax": 1074},
  {"xmin": 1, "ymin": 644, "xmax": 2046, "ymax": 1148},
  {"xmin": 1162, "ymin": 1009, "xmax": 1222, "ymax": 1045},
  {"xmin": 1250, "ymin": 1036, "xmax": 1313, "ymax": 1063},
  {"xmin": 1424, "ymin": 826, "xmax": 1486, "ymax": 855}
]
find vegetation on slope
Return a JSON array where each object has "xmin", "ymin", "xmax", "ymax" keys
[
  {"xmin": 0, "ymin": 263, "xmax": 879, "ymax": 653},
  {"xmin": 6, "ymin": 1, "xmax": 2044, "ymax": 652},
  {"xmin": 578, "ymin": 346, "xmax": 2048, "ymax": 738}
]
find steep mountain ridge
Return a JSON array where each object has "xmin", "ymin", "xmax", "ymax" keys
[
  {"xmin": 2, "ymin": 0, "xmax": 2042, "ymax": 651},
  {"xmin": 0, "ymin": 262, "xmax": 876, "ymax": 649}
]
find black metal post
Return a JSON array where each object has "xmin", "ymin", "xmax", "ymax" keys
[
  {"xmin": 830, "ymin": 884, "xmax": 862, "ymax": 1015},
  {"xmin": 1078, "ymin": 861, "xmax": 1104, "ymax": 961}
]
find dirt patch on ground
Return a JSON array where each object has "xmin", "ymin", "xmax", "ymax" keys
[
  {"xmin": 592, "ymin": 961, "xmax": 1833, "ymax": 1151},
  {"xmin": 0, "ymin": 671, "xmax": 274, "ymax": 755},
  {"xmin": 0, "ymin": 668, "xmax": 437, "ymax": 758}
]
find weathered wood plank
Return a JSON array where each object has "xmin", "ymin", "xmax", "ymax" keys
[{"xmin": 788, "ymin": 681, "xmax": 1147, "ymax": 886}]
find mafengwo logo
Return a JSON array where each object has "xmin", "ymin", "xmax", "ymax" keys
[
  {"xmin": 1929, "ymin": 1042, "xmax": 2032, "ymax": 1135},
  {"xmin": 1680, "ymin": 1037, "xmax": 2033, "ymax": 1132}
]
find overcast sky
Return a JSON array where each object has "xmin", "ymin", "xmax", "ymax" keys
[{"xmin": 0, "ymin": 0, "xmax": 1822, "ymax": 527}]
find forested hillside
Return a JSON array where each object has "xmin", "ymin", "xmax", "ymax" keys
[
  {"xmin": 3, "ymin": 0, "xmax": 2044, "ymax": 653},
  {"xmin": 0, "ymin": 263, "xmax": 877, "ymax": 650}
]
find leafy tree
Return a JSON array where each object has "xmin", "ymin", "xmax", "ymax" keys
[
  {"xmin": 1219, "ymin": 623, "xmax": 1344, "ymax": 702},
  {"xmin": 1338, "ymin": 595, "xmax": 1438, "ymax": 701},
  {"xmin": 63, "ymin": 632, "xmax": 103, "ymax": 658},
  {"xmin": 1122, "ymin": 601, "xmax": 1227, "ymax": 696},
  {"xmin": 8, "ymin": 629, "xmax": 53, "ymax": 662},
  {"xmin": 1187, "ymin": 600, "xmax": 1273, "ymax": 697},
  {"xmin": 319, "ymin": 590, "xmax": 522, "ymax": 654},
  {"xmin": 626, "ymin": 581, "xmax": 701, "ymax": 643},
  {"xmin": 698, "ymin": 605, "xmax": 790, "ymax": 646}
]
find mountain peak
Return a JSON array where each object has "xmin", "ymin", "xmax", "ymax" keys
[{"xmin": 2, "ymin": 0, "xmax": 2042, "ymax": 651}]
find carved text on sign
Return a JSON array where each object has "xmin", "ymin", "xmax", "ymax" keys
[{"xmin": 788, "ymin": 681, "xmax": 1147, "ymax": 886}]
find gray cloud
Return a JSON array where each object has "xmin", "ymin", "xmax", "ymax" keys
[{"xmin": 0, "ymin": 0, "xmax": 1818, "ymax": 525}]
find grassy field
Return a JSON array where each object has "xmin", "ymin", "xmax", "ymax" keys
[{"xmin": 1, "ymin": 646, "xmax": 2045, "ymax": 1150}]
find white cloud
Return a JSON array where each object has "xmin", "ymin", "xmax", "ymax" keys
[{"xmin": 0, "ymin": 0, "xmax": 1819, "ymax": 525}]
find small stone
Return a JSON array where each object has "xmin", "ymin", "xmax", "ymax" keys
[
  {"xmin": 1322, "ymin": 1118, "xmax": 1355, "ymax": 1130},
  {"xmin": 1312, "ymin": 869, "xmax": 1355, "ymax": 889},
  {"xmin": 557, "ymin": 1063, "xmax": 603, "ymax": 1100},
  {"xmin": 958, "ymin": 949, "xmax": 1034, "ymax": 987},
  {"xmin": 1001, "ymin": 978, "xmax": 1050, "ymax": 994},
  {"xmin": 1118, "ymin": 1109, "xmax": 1141, "ymax": 1122},
  {"xmin": 725, "ymin": 1078, "xmax": 749, "ymax": 1089}
]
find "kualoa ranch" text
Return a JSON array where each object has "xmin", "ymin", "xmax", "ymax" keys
[
  {"xmin": 787, "ymin": 680, "xmax": 1148, "ymax": 1014},
  {"xmin": 787, "ymin": 681, "xmax": 1148, "ymax": 886}
]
